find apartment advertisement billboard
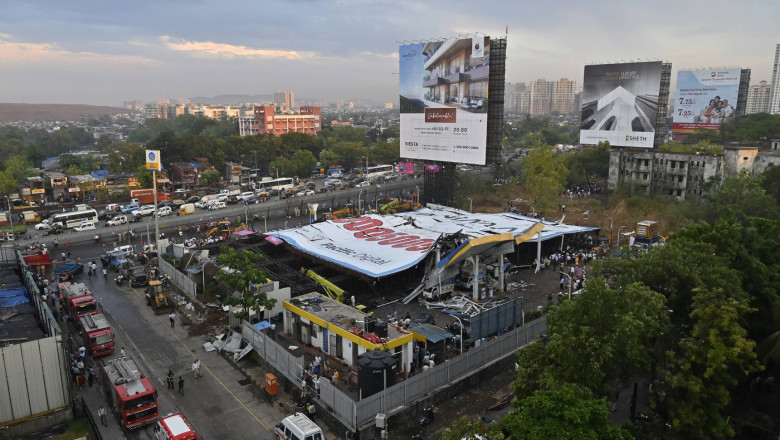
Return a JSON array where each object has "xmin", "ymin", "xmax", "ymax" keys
[
  {"xmin": 399, "ymin": 37, "xmax": 490, "ymax": 165},
  {"xmin": 580, "ymin": 62, "xmax": 662, "ymax": 148},
  {"xmin": 672, "ymin": 68, "xmax": 740, "ymax": 133}
]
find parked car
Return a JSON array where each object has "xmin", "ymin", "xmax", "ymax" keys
[
  {"xmin": 208, "ymin": 201, "xmax": 227, "ymax": 211},
  {"xmin": 155, "ymin": 206, "xmax": 173, "ymax": 217},
  {"xmin": 121, "ymin": 203, "xmax": 140, "ymax": 214},
  {"xmin": 34, "ymin": 220, "xmax": 51, "ymax": 230},
  {"xmin": 355, "ymin": 181, "xmax": 371, "ymax": 188},
  {"xmin": 129, "ymin": 214, "xmax": 144, "ymax": 223},
  {"xmin": 74, "ymin": 222, "xmax": 96, "ymax": 232},
  {"xmin": 185, "ymin": 195, "xmax": 200, "ymax": 204}
]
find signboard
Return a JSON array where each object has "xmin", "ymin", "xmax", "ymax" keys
[
  {"xmin": 397, "ymin": 162, "xmax": 414, "ymax": 175},
  {"xmin": 424, "ymin": 164, "xmax": 440, "ymax": 172},
  {"xmin": 399, "ymin": 37, "xmax": 490, "ymax": 165},
  {"xmin": 672, "ymin": 68, "xmax": 741, "ymax": 133},
  {"xmin": 580, "ymin": 62, "xmax": 663, "ymax": 148},
  {"xmin": 145, "ymin": 150, "xmax": 161, "ymax": 171},
  {"xmin": 270, "ymin": 215, "xmax": 441, "ymax": 278}
]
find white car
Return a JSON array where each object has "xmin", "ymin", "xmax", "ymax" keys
[
  {"xmin": 155, "ymin": 206, "xmax": 173, "ymax": 217},
  {"xmin": 323, "ymin": 178, "xmax": 342, "ymax": 186},
  {"xmin": 106, "ymin": 215, "xmax": 127, "ymax": 226},
  {"xmin": 236, "ymin": 191, "xmax": 255, "ymax": 201},
  {"xmin": 355, "ymin": 181, "xmax": 371, "ymax": 188},
  {"xmin": 74, "ymin": 222, "xmax": 96, "ymax": 232},
  {"xmin": 296, "ymin": 189, "xmax": 315, "ymax": 196},
  {"xmin": 208, "ymin": 201, "xmax": 227, "ymax": 211},
  {"xmin": 34, "ymin": 220, "xmax": 51, "ymax": 230},
  {"xmin": 132, "ymin": 205, "xmax": 156, "ymax": 216}
]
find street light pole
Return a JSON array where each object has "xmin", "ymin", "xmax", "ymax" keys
[
  {"xmin": 262, "ymin": 215, "xmax": 267, "ymax": 232},
  {"xmin": 467, "ymin": 198, "xmax": 472, "ymax": 213},
  {"xmin": 617, "ymin": 225, "xmax": 626, "ymax": 249},
  {"xmin": 452, "ymin": 315, "xmax": 464, "ymax": 355},
  {"xmin": 358, "ymin": 190, "xmax": 363, "ymax": 215}
]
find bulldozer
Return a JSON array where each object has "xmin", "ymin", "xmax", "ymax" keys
[
  {"xmin": 205, "ymin": 220, "xmax": 232, "ymax": 238},
  {"xmin": 329, "ymin": 203, "xmax": 359, "ymax": 219},
  {"xmin": 145, "ymin": 280, "xmax": 174, "ymax": 314}
]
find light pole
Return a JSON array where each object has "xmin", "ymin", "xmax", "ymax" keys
[
  {"xmin": 358, "ymin": 190, "xmax": 363, "ymax": 215},
  {"xmin": 272, "ymin": 167, "xmax": 279, "ymax": 179},
  {"xmin": 607, "ymin": 216, "xmax": 614, "ymax": 251},
  {"xmin": 452, "ymin": 315, "xmax": 464, "ymax": 355},
  {"xmin": 467, "ymin": 198, "xmax": 472, "ymax": 213},
  {"xmin": 559, "ymin": 270, "xmax": 573, "ymax": 300},
  {"xmin": 261, "ymin": 215, "xmax": 267, "ymax": 232},
  {"xmin": 616, "ymin": 225, "xmax": 626, "ymax": 249}
]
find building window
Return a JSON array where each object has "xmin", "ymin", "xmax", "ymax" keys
[
  {"xmin": 743, "ymin": 157, "xmax": 748, "ymax": 161},
  {"xmin": 678, "ymin": 176, "xmax": 683, "ymax": 182},
  {"xmin": 671, "ymin": 161, "xmax": 676, "ymax": 169}
]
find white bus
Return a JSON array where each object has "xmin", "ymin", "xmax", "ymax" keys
[
  {"xmin": 256, "ymin": 177, "xmax": 295, "ymax": 193},
  {"xmin": 365, "ymin": 164, "xmax": 394, "ymax": 181},
  {"xmin": 50, "ymin": 209, "xmax": 99, "ymax": 229}
]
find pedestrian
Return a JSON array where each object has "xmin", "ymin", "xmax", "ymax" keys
[
  {"xmin": 167, "ymin": 370, "xmax": 175, "ymax": 389},
  {"xmin": 88, "ymin": 368, "xmax": 96, "ymax": 387},
  {"xmin": 98, "ymin": 297, "xmax": 104, "ymax": 311},
  {"xmin": 54, "ymin": 238, "xmax": 58, "ymax": 249},
  {"xmin": 270, "ymin": 323, "xmax": 276, "ymax": 340},
  {"xmin": 67, "ymin": 334, "xmax": 74, "ymax": 353},
  {"xmin": 98, "ymin": 405, "xmax": 107, "ymax": 426},
  {"xmin": 169, "ymin": 312, "xmax": 175, "ymax": 328},
  {"xmin": 78, "ymin": 346, "xmax": 86, "ymax": 358},
  {"xmin": 178, "ymin": 376, "xmax": 184, "ymax": 395},
  {"xmin": 120, "ymin": 347, "xmax": 126, "ymax": 358},
  {"xmin": 331, "ymin": 369, "xmax": 340, "ymax": 386},
  {"xmin": 313, "ymin": 375, "xmax": 320, "ymax": 397},
  {"xmin": 102, "ymin": 268, "xmax": 107, "ymax": 280},
  {"xmin": 192, "ymin": 359, "xmax": 201, "ymax": 379},
  {"xmin": 76, "ymin": 373, "xmax": 85, "ymax": 390}
]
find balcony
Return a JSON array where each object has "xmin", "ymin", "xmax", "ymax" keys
[{"xmin": 422, "ymin": 74, "xmax": 445, "ymax": 87}]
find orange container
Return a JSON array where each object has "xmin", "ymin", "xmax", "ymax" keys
[{"xmin": 265, "ymin": 373, "xmax": 278, "ymax": 396}]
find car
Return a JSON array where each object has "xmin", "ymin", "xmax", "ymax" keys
[
  {"xmin": 268, "ymin": 189, "xmax": 281, "ymax": 197},
  {"xmin": 121, "ymin": 203, "xmax": 140, "ymax": 214},
  {"xmin": 74, "ymin": 222, "xmax": 96, "ymax": 232},
  {"xmin": 185, "ymin": 196, "xmax": 200, "ymax": 204},
  {"xmin": 208, "ymin": 201, "xmax": 227, "ymax": 211},
  {"xmin": 155, "ymin": 206, "xmax": 173, "ymax": 217},
  {"xmin": 158, "ymin": 200, "xmax": 175, "ymax": 209},
  {"xmin": 323, "ymin": 178, "xmax": 342, "ymax": 186},
  {"xmin": 236, "ymin": 191, "xmax": 255, "ymax": 201},
  {"xmin": 225, "ymin": 195, "xmax": 240, "ymax": 204},
  {"xmin": 42, "ymin": 224, "xmax": 63, "ymax": 236},
  {"xmin": 242, "ymin": 195, "xmax": 259, "ymax": 204},
  {"xmin": 410, "ymin": 313, "xmax": 435, "ymax": 328},
  {"xmin": 355, "ymin": 181, "xmax": 371, "ymax": 188},
  {"xmin": 296, "ymin": 189, "xmax": 315, "ymax": 197},
  {"xmin": 174, "ymin": 188, "xmax": 189, "ymax": 194},
  {"xmin": 34, "ymin": 220, "xmax": 51, "ymax": 230},
  {"xmin": 172, "ymin": 199, "xmax": 186, "ymax": 207},
  {"xmin": 105, "ymin": 203, "xmax": 121, "ymax": 211},
  {"xmin": 129, "ymin": 214, "xmax": 144, "ymax": 223},
  {"xmin": 106, "ymin": 215, "xmax": 127, "ymax": 227},
  {"xmin": 132, "ymin": 205, "xmax": 155, "ymax": 216}
]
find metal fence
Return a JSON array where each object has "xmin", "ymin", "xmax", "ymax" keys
[
  {"xmin": 159, "ymin": 258, "xmax": 197, "ymax": 297},
  {"xmin": 242, "ymin": 316, "xmax": 546, "ymax": 431}
]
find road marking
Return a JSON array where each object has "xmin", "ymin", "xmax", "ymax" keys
[{"xmin": 127, "ymin": 285, "xmax": 270, "ymax": 432}]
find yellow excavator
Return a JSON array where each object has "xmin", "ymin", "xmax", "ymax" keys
[
  {"xmin": 330, "ymin": 203, "xmax": 359, "ymax": 219},
  {"xmin": 302, "ymin": 268, "xmax": 346, "ymax": 303},
  {"xmin": 145, "ymin": 280, "xmax": 174, "ymax": 314}
]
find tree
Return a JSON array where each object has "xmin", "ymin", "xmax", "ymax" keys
[
  {"xmin": 214, "ymin": 248, "xmax": 277, "ymax": 320},
  {"xmin": 502, "ymin": 384, "xmax": 633, "ymax": 440},
  {"xmin": 441, "ymin": 416, "xmax": 503, "ymax": 440},
  {"xmin": 520, "ymin": 145, "xmax": 569, "ymax": 202},
  {"xmin": 289, "ymin": 150, "xmax": 318, "ymax": 178},
  {"xmin": 135, "ymin": 165, "xmax": 154, "ymax": 188},
  {"xmin": 198, "ymin": 169, "xmax": 220, "ymax": 187}
]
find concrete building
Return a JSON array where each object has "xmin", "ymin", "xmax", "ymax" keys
[
  {"xmin": 607, "ymin": 141, "xmax": 780, "ymax": 200},
  {"xmin": 238, "ymin": 106, "xmax": 321, "ymax": 137},
  {"xmin": 273, "ymin": 91, "xmax": 295, "ymax": 112},
  {"xmin": 746, "ymin": 80, "xmax": 772, "ymax": 114},
  {"xmin": 552, "ymin": 78, "xmax": 578, "ymax": 114},
  {"xmin": 529, "ymin": 79, "xmax": 553, "ymax": 116},
  {"xmin": 770, "ymin": 44, "xmax": 780, "ymax": 114}
]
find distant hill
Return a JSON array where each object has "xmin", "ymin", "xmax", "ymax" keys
[{"xmin": 0, "ymin": 103, "xmax": 136, "ymax": 122}]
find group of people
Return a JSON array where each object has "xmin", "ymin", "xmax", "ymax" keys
[
  {"xmin": 697, "ymin": 96, "xmax": 735, "ymax": 124},
  {"xmin": 67, "ymin": 336, "xmax": 97, "ymax": 390}
]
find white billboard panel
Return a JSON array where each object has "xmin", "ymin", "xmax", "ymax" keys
[
  {"xmin": 399, "ymin": 38, "xmax": 490, "ymax": 165},
  {"xmin": 580, "ymin": 62, "xmax": 662, "ymax": 148},
  {"xmin": 672, "ymin": 68, "xmax": 741, "ymax": 133}
]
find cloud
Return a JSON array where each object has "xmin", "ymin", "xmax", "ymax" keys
[
  {"xmin": 0, "ymin": 36, "xmax": 153, "ymax": 65},
  {"xmin": 160, "ymin": 36, "xmax": 306, "ymax": 60},
  {"xmin": 360, "ymin": 51, "xmax": 397, "ymax": 59}
]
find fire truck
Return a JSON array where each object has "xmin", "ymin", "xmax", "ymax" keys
[
  {"xmin": 60, "ymin": 283, "xmax": 98, "ymax": 325},
  {"xmin": 101, "ymin": 354, "xmax": 159, "ymax": 429},
  {"xmin": 154, "ymin": 412, "xmax": 199, "ymax": 440},
  {"xmin": 78, "ymin": 313, "xmax": 114, "ymax": 357}
]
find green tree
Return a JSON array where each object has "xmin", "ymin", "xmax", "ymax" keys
[
  {"xmin": 289, "ymin": 150, "xmax": 318, "ymax": 178},
  {"xmin": 565, "ymin": 141, "xmax": 610, "ymax": 186},
  {"xmin": 502, "ymin": 384, "xmax": 633, "ymax": 440},
  {"xmin": 520, "ymin": 145, "xmax": 568, "ymax": 202},
  {"xmin": 214, "ymin": 248, "xmax": 277, "ymax": 320},
  {"xmin": 135, "ymin": 165, "xmax": 154, "ymax": 188},
  {"xmin": 199, "ymin": 169, "xmax": 220, "ymax": 187},
  {"xmin": 441, "ymin": 416, "xmax": 503, "ymax": 440},
  {"xmin": 64, "ymin": 164, "xmax": 82, "ymax": 176},
  {"xmin": 707, "ymin": 171, "xmax": 779, "ymax": 221}
]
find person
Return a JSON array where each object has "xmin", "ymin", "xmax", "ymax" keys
[
  {"xmin": 313, "ymin": 375, "xmax": 320, "ymax": 397},
  {"xmin": 167, "ymin": 370, "xmax": 175, "ymax": 390},
  {"xmin": 331, "ymin": 369, "xmax": 339, "ymax": 386},
  {"xmin": 87, "ymin": 368, "xmax": 96, "ymax": 387},
  {"xmin": 98, "ymin": 405, "xmax": 107, "ymax": 426},
  {"xmin": 120, "ymin": 347, "xmax": 126, "ymax": 358},
  {"xmin": 66, "ymin": 334, "xmax": 74, "ymax": 353},
  {"xmin": 76, "ymin": 372, "xmax": 86, "ymax": 390},
  {"xmin": 347, "ymin": 370, "xmax": 358, "ymax": 392},
  {"xmin": 307, "ymin": 401, "xmax": 316, "ymax": 420},
  {"xmin": 169, "ymin": 312, "xmax": 176, "ymax": 328},
  {"xmin": 178, "ymin": 376, "xmax": 184, "ymax": 395},
  {"xmin": 270, "ymin": 323, "xmax": 276, "ymax": 340},
  {"xmin": 192, "ymin": 359, "xmax": 201, "ymax": 379},
  {"xmin": 78, "ymin": 346, "xmax": 86, "ymax": 358}
]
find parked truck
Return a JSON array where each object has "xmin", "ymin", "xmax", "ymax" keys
[
  {"xmin": 100, "ymin": 353, "xmax": 159, "ymax": 429},
  {"xmin": 61, "ymin": 282, "xmax": 98, "ymax": 325},
  {"xmin": 21, "ymin": 210, "xmax": 41, "ymax": 224},
  {"xmin": 179, "ymin": 203, "xmax": 195, "ymax": 216},
  {"xmin": 79, "ymin": 313, "xmax": 115, "ymax": 357},
  {"xmin": 154, "ymin": 412, "xmax": 199, "ymax": 440},
  {"xmin": 55, "ymin": 261, "xmax": 84, "ymax": 281},
  {"xmin": 130, "ymin": 189, "xmax": 171, "ymax": 205}
]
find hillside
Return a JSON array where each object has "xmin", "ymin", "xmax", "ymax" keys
[{"xmin": 0, "ymin": 103, "xmax": 136, "ymax": 122}]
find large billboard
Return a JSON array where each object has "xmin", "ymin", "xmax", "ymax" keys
[
  {"xmin": 580, "ymin": 62, "xmax": 663, "ymax": 148},
  {"xmin": 399, "ymin": 37, "xmax": 489, "ymax": 165},
  {"xmin": 672, "ymin": 68, "xmax": 741, "ymax": 134}
]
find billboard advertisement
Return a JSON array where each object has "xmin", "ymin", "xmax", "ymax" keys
[
  {"xmin": 672, "ymin": 68, "xmax": 741, "ymax": 133},
  {"xmin": 397, "ymin": 162, "xmax": 414, "ymax": 174},
  {"xmin": 580, "ymin": 62, "xmax": 663, "ymax": 148},
  {"xmin": 399, "ymin": 37, "xmax": 490, "ymax": 165}
]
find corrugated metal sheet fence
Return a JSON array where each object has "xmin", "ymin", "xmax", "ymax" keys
[{"xmin": 159, "ymin": 258, "xmax": 197, "ymax": 297}]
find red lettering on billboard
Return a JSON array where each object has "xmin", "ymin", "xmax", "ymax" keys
[
  {"xmin": 334, "ymin": 216, "xmax": 434, "ymax": 252},
  {"xmin": 424, "ymin": 108, "xmax": 456, "ymax": 123}
]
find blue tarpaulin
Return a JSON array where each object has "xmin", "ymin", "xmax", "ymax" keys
[
  {"xmin": 0, "ymin": 287, "xmax": 30, "ymax": 307},
  {"xmin": 253, "ymin": 321, "xmax": 272, "ymax": 331}
]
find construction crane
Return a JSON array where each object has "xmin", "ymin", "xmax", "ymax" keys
[{"xmin": 301, "ymin": 268, "xmax": 346, "ymax": 303}]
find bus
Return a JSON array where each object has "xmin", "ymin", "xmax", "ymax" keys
[
  {"xmin": 366, "ymin": 164, "xmax": 394, "ymax": 181},
  {"xmin": 256, "ymin": 177, "xmax": 295, "ymax": 193},
  {"xmin": 50, "ymin": 209, "xmax": 99, "ymax": 229}
]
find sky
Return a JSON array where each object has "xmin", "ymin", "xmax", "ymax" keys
[{"xmin": 1, "ymin": 0, "xmax": 778, "ymax": 107}]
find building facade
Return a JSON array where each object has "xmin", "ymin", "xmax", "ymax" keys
[
  {"xmin": 238, "ymin": 106, "xmax": 322, "ymax": 137},
  {"xmin": 607, "ymin": 141, "xmax": 780, "ymax": 200},
  {"xmin": 770, "ymin": 44, "xmax": 780, "ymax": 114},
  {"xmin": 747, "ymin": 80, "xmax": 772, "ymax": 114},
  {"xmin": 273, "ymin": 91, "xmax": 295, "ymax": 112}
]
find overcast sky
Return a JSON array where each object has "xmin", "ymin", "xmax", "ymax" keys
[{"xmin": 1, "ymin": 0, "xmax": 777, "ymax": 106}]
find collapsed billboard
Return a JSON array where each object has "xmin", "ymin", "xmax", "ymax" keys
[
  {"xmin": 399, "ymin": 37, "xmax": 489, "ymax": 165},
  {"xmin": 580, "ymin": 61, "xmax": 663, "ymax": 148},
  {"xmin": 672, "ymin": 68, "xmax": 741, "ymax": 133}
]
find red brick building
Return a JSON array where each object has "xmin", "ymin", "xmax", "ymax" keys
[{"xmin": 239, "ymin": 106, "xmax": 321, "ymax": 137}]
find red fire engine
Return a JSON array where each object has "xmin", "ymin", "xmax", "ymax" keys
[{"xmin": 101, "ymin": 354, "xmax": 159, "ymax": 429}]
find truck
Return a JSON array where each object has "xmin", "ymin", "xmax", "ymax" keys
[
  {"xmin": 196, "ymin": 194, "xmax": 221, "ymax": 208},
  {"xmin": 55, "ymin": 262, "xmax": 84, "ymax": 281},
  {"xmin": 275, "ymin": 413, "xmax": 323, "ymax": 440},
  {"xmin": 154, "ymin": 412, "xmax": 198, "ymax": 440},
  {"xmin": 21, "ymin": 210, "xmax": 41, "ymax": 224},
  {"xmin": 123, "ymin": 265, "xmax": 149, "ymax": 287},
  {"xmin": 130, "ymin": 189, "xmax": 172, "ymax": 205},
  {"xmin": 179, "ymin": 203, "xmax": 195, "ymax": 216},
  {"xmin": 100, "ymin": 354, "xmax": 159, "ymax": 429},
  {"xmin": 146, "ymin": 280, "xmax": 174, "ymax": 314},
  {"xmin": 61, "ymin": 282, "xmax": 98, "ymax": 325},
  {"xmin": 79, "ymin": 313, "xmax": 115, "ymax": 357},
  {"xmin": 21, "ymin": 248, "xmax": 52, "ymax": 269}
]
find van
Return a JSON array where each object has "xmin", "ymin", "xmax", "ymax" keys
[
  {"xmin": 275, "ymin": 413, "xmax": 323, "ymax": 440},
  {"xmin": 154, "ymin": 412, "xmax": 198, "ymax": 440},
  {"xmin": 179, "ymin": 204, "xmax": 195, "ymax": 215},
  {"xmin": 106, "ymin": 215, "xmax": 128, "ymax": 226},
  {"xmin": 74, "ymin": 222, "xmax": 96, "ymax": 232}
]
